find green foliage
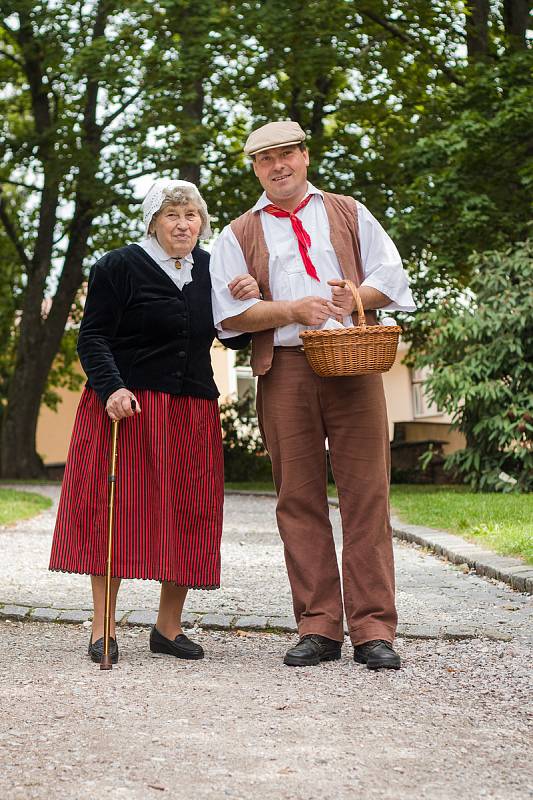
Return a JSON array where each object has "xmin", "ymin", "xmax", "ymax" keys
[
  {"xmin": 42, "ymin": 329, "xmax": 84, "ymax": 411},
  {"xmin": 0, "ymin": 0, "xmax": 531, "ymax": 476},
  {"xmin": 389, "ymin": 53, "xmax": 533, "ymax": 346},
  {"xmin": 206, "ymin": 1, "xmax": 471, "ymax": 225},
  {"xmin": 219, "ymin": 392, "xmax": 271, "ymax": 482},
  {"xmin": 416, "ymin": 240, "xmax": 533, "ymax": 492},
  {"xmin": 233, "ymin": 343, "xmax": 251, "ymax": 368}
]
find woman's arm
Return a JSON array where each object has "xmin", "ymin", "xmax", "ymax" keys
[
  {"xmin": 77, "ymin": 258, "xmax": 127, "ymax": 406},
  {"xmin": 215, "ymin": 331, "xmax": 251, "ymax": 350}
]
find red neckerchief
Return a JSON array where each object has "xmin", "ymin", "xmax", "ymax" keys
[{"xmin": 263, "ymin": 194, "xmax": 319, "ymax": 282}]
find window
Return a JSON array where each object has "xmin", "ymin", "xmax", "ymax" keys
[
  {"xmin": 235, "ymin": 366, "xmax": 256, "ymax": 402},
  {"xmin": 411, "ymin": 367, "xmax": 442, "ymax": 418}
]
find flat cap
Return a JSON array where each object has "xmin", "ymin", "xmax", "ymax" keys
[{"xmin": 244, "ymin": 120, "xmax": 306, "ymax": 156}]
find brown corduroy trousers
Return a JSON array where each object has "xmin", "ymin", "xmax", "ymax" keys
[{"xmin": 256, "ymin": 348, "xmax": 397, "ymax": 646}]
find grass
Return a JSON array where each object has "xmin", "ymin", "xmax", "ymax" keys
[
  {"xmin": 0, "ymin": 488, "xmax": 52, "ymax": 526},
  {"xmin": 225, "ymin": 481, "xmax": 339, "ymax": 496},
  {"xmin": 225, "ymin": 481, "xmax": 532, "ymax": 564},
  {"xmin": 0, "ymin": 479, "xmax": 61, "ymax": 485},
  {"xmin": 390, "ymin": 485, "xmax": 533, "ymax": 564},
  {"xmin": 225, "ymin": 481, "xmax": 275, "ymax": 493}
]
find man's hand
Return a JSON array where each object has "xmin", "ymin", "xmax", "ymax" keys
[
  {"xmin": 328, "ymin": 279, "xmax": 393, "ymax": 313},
  {"xmin": 291, "ymin": 296, "xmax": 345, "ymax": 326},
  {"xmin": 106, "ymin": 389, "xmax": 141, "ymax": 421},
  {"xmin": 228, "ymin": 274, "xmax": 261, "ymax": 301},
  {"xmin": 327, "ymin": 279, "xmax": 355, "ymax": 317}
]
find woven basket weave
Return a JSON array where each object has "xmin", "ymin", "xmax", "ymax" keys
[{"xmin": 299, "ymin": 280, "xmax": 401, "ymax": 377}]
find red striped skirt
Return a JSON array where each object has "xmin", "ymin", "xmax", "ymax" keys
[{"xmin": 49, "ymin": 388, "xmax": 224, "ymax": 588}]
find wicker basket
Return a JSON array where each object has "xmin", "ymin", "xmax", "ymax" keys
[{"xmin": 299, "ymin": 280, "xmax": 401, "ymax": 377}]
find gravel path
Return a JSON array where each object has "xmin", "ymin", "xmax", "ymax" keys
[
  {"xmin": 0, "ymin": 620, "xmax": 531, "ymax": 800},
  {"xmin": 1, "ymin": 486, "xmax": 532, "ymax": 799},
  {"xmin": 0, "ymin": 486, "xmax": 531, "ymax": 641}
]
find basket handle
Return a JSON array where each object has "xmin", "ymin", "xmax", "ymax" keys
[{"xmin": 341, "ymin": 280, "xmax": 366, "ymax": 327}]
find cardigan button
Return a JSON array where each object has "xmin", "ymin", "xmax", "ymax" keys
[
  {"xmin": 175, "ymin": 370, "xmax": 183, "ymax": 378},
  {"xmin": 178, "ymin": 351, "xmax": 186, "ymax": 358}
]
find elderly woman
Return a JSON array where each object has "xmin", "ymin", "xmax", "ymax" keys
[{"xmin": 49, "ymin": 179, "xmax": 257, "ymax": 664}]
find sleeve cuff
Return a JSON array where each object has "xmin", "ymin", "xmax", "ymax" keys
[{"xmin": 360, "ymin": 278, "xmax": 416, "ymax": 312}]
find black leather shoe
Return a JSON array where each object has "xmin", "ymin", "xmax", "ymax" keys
[
  {"xmin": 149, "ymin": 626, "xmax": 204, "ymax": 660},
  {"xmin": 284, "ymin": 634, "xmax": 342, "ymax": 667},
  {"xmin": 88, "ymin": 635, "xmax": 119, "ymax": 664},
  {"xmin": 354, "ymin": 639, "xmax": 401, "ymax": 670}
]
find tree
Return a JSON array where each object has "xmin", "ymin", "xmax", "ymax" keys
[
  {"xmin": 0, "ymin": 0, "xmax": 530, "ymax": 478},
  {"xmin": 387, "ymin": 51, "xmax": 533, "ymax": 348},
  {"xmin": 2, "ymin": 0, "xmax": 453, "ymax": 477},
  {"xmin": 416, "ymin": 240, "xmax": 533, "ymax": 492},
  {"xmin": 0, "ymin": 0, "xmax": 240, "ymax": 477}
]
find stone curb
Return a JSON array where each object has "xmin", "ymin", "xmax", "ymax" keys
[
  {"xmin": 390, "ymin": 519, "xmax": 533, "ymax": 595},
  {"xmin": 225, "ymin": 490, "xmax": 533, "ymax": 595},
  {"xmin": 0, "ymin": 602, "xmax": 513, "ymax": 641}
]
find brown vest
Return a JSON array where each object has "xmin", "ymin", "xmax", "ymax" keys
[{"xmin": 230, "ymin": 191, "xmax": 376, "ymax": 376}]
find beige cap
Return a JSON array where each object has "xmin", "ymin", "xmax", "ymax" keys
[{"xmin": 244, "ymin": 120, "xmax": 306, "ymax": 156}]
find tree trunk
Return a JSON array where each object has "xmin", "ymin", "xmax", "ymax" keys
[
  {"xmin": 171, "ymin": 1, "xmax": 209, "ymax": 185},
  {"xmin": 503, "ymin": 0, "xmax": 529, "ymax": 50},
  {"xmin": 465, "ymin": 0, "xmax": 490, "ymax": 60},
  {"xmin": 176, "ymin": 77, "xmax": 204, "ymax": 186},
  {"xmin": 0, "ymin": 330, "xmax": 53, "ymax": 478},
  {"xmin": 0, "ymin": 285, "xmax": 88, "ymax": 479},
  {"xmin": 0, "ymin": 2, "xmax": 108, "ymax": 478},
  {"xmin": 0, "ymin": 199, "xmax": 93, "ymax": 478}
]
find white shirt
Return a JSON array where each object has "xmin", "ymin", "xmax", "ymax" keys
[
  {"xmin": 210, "ymin": 183, "xmax": 416, "ymax": 347},
  {"xmin": 139, "ymin": 236, "xmax": 194, "ymax": 291}
]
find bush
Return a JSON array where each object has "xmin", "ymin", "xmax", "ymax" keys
[
  {"xmin": 416, "ymin": 240, "xmax": 532, "ymax": 492},
  {"xmin": 219, "ymin": 392, "xmax": 272, "ymax": 482}
]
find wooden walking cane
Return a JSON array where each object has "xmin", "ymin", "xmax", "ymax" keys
[
  {"xmin": 100, "ymin": 417, "xmax": 120, "ymax": 670},
  {"xmin": 100, "ymin": 398, "xmax": 136, "ymax": 670}
]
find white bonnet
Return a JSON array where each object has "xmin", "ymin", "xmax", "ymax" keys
[{"xmin": 141, "ymin": 178, "xmax": 212, "ymax": 239}]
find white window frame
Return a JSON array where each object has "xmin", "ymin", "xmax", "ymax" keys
[
  {"xmin": 234, "ymin": 365, "xmax": 256, "ymax": 402},
  {"xmin": 411, "ymin": 367, "xmax": 443, "ymax": 419}
]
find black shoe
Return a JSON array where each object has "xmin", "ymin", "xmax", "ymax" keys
[
  {"xmin": 354, "ymin": 639, "xmax": 401, "ymax": 670},
  {"xmin": 88, "ymin": 634, "xmax": 119, "ymax": 664},
  {"xmin": 149, "ymin": 626, "xmax": 204, "ymax": 660},
  {"xmin": 283, "ymin": 634, "xmax": 342, "ymax": 667}
]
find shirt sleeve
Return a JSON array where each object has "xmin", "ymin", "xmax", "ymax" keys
[
  {"xmin": 357, "ymin": 202, "xmax": 416, "ymax": 312},
  {"xmin": 209, "ymin": 225, "xmax": 262, "ymax": 338}
]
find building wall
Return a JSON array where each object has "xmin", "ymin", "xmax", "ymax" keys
[
  {"xmin": 381, "ymin": 343, "xmax": 414, "ymax": 440},
  {"xmin": 36, "ymin": 346, "xmax": 239, "ymax": 465},
  {"xmin": 36, "ymin": 383, "xmax": 82, "ymax": 464},
  {"xmin": 36, "ymin": 342, "xmax": 464, "ymax": 464},
  {"xmin": 211, "ymin": 340, "xmax": 236, "ymax": 399}
]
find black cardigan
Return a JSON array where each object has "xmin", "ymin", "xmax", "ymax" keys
[{"xmin": 77, "ymin": 243, "xmax": 250, "ymax": 405}]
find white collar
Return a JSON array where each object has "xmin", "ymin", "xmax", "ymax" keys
[
  {"xmin": 251, "ymin": 182, "xmax": 323, "ymax": 213},
  {"xmin": 143, "ymin": 236, "xmax": 194, "ymax": 266}
]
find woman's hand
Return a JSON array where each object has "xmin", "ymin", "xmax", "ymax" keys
[
  {"xmin": 106, "ymin": 389, "xmax": 141, "ymax": 421},
  {"xmin": 228, "ymin": 274, "xmax": 261, "ymax": 301},
  {"xmin": 327, "ymin": 279, "xmax": 355, "ymax": 317}
]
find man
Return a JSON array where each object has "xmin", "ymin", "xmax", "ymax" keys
[{"xmin": 210, "ymin": 120, "xmax": 415, "ymax": 669}]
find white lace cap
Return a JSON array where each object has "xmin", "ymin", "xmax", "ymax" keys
[{"xmin": 141, "ymin": 178, "xmax": 212, "ymax": 239}]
